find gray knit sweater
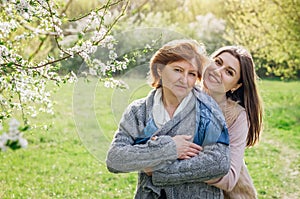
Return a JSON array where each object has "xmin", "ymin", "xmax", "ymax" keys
[{"xmin": 106, "ymin": 88, "xmax": 230, "ymax": 199}]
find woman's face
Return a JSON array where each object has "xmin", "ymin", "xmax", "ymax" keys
[
  {"xmin": 203, "ymin": 52, "xmax": 242, "ymax": 95},
  {"xmin": 158, "ymin": 59, "xmax": 198, "ymax": 103}
]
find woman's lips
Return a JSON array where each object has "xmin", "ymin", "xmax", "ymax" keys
[
  {"xmin": 208, "ymin": 73, "xmax": 221, "ymax": 84},
  {"xmin": 175, "ymin": 85, "xmax": 188, "ymax": 90}
]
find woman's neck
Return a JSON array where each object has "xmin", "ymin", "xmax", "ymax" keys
[
  {"xmin": 162, "ymin": 97, "xmax": 180, "ymax": 118},
  {"xmin": 161, "ymin": 88, "xmax": 182, "ymax": 117},
  {"xmin": 207, "ymin": 90, "xmax": 227, "ymax": 105}
]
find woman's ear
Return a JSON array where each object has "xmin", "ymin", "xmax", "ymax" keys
[{"xmin": 231, "ymin": 83, "xmax": 242, "ymax": 93}]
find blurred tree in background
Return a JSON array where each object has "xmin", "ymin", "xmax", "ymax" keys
[
  {"xmin": 223, "ymin": 0, "xmax": 300, "ymax": 79},
  {"xmin": 115, "ymin": 0, "xmax": 227, "ymax": 52},
  {"xmin": 109, "ymin": 0, "xmax": 228, "ymax": 74},
  {"xmin": 45, "ymin": 0, "xmax": 299, "ymax": 79},
  {"xmin": 0, "ymin": 0, "xmax": 129, "ymax": 148},
  {"xmin": 113, "ymin": 0, "xmax": 299, "ymax": 79}
]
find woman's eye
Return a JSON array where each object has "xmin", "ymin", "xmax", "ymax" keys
[
  {"xmin": 189, "ymin": 73, "xmax": 197, "ymax": 77},
  {"xmin": 174, "ymin": 68, "xmax": 182, "ymax": 72},
  {"xmin": 226, "ymin": 70, "xmax": 234, "ymax": 76},
  {"xmin": 214, "ymin": 59, "xmax": 222, "ymax": 66}
]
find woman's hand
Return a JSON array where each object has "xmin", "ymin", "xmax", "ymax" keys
[
  {"xmin": 172, "ymin": 135, "xmax": 202, "ymax": 159},
  {"xmin": 144, "ymin": 167, "xmax": 153, "ymax": 176}
]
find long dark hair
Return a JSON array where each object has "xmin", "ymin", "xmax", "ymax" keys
[{"xmin": 211, "ymin": 46, "xmax": 263, "ymax": 147}]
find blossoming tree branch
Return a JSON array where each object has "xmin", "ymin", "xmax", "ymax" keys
[{"xmin": 0, "ymin": 0, "xmax": 129, "ymax": 151}]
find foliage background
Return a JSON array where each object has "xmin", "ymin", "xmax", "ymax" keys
[
  {"xmin": 0, "ymin": 0, "xmax": 299, "ymax": 198},
  {"xmin": 15, "ymin": 0, "xmax": 298, "ymax": 80},
  {"xmin": 65, "ymin": 0, "xmax": 300, "ymax": 79}
]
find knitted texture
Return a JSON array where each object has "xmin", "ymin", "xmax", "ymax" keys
[{"xmin": 106, "ymin": 88, "xmax": 230, "ymax": 199}]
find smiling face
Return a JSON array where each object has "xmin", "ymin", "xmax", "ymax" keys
[
  {"xmin": 203, "ymin": 52, "xmax": 242, "ymax": 95},
  {"xmin": 158, "ymin": 59, "xmax": 198, "ymax": 104}
]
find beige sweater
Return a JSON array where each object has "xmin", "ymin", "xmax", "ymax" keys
[{"xmin": 207, "ymin": 99, "xmax": 258, "ymax": 198}]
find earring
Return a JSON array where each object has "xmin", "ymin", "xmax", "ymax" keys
[{"xmin": 231, "ymin": 89, "xmax": 235, "ymax": 93}]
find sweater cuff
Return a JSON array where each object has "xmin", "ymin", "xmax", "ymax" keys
[{"xmin": 152, "ymin": 135, "xmax": 178, "ymax": 161}]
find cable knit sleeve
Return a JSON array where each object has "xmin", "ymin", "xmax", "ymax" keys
[
  {"xmin": 152, "ymin": 143, "xmax": 230, "ymax": 186},
  {"xmin": 106, "ymin": 100, "xmax": 178, "ymax": 173},
  {"xmin": 206, "ymin": 110, "xmax": 248, "ymax": 191}
]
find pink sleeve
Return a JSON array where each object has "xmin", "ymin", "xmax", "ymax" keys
[{"xmin": 206, "ymin": 110, "xmax": 248, "ymax": 191}]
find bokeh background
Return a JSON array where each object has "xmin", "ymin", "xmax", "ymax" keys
[{"xmin": 0, "ymin": 0, "xmax": 299, "ymax": 198}]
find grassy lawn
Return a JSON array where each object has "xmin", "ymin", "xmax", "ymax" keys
[{"xmin": 0, "ymin": 79, "xmax": 299, "ymax": 198}]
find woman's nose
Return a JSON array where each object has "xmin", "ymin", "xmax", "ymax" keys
[
  {"xmin": 213, "ymin": 67, "xmax": 222, "ymax": 76},
  {"xmin": 180, "ymin": 73, "xmax": 188, "ymax": 83}
]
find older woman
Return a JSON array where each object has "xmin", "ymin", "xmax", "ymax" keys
[{"xmin": 106, "ymin": 39, "xmax": 230, "ymax": 198}]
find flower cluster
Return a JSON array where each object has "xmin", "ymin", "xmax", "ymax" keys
[
  {"xmin": 189, "ymin": 13, "xmax": 226, "ymax": 40},
  {"xmin": 0, "ymin": 119, "xmax": 28, "ymax": 152},
  {"xmin": 0, "ymin": 0, "xmax": 130, "ymax": 135}
]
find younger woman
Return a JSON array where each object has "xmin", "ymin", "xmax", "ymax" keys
[{"xmin": 204, "ymin": 46, "xmax": 263, "ymax": 198}]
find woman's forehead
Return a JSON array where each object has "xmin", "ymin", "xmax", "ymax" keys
[{"xmin": 217, "ymin": 52, "xmax": 240, "ymax": 66}]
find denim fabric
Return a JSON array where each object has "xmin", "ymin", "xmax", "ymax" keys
[{"xmin": 136, "ymin": 89, "xmax": 229, "ymax": 147}]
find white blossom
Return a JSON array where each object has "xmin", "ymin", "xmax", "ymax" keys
[
  {"xmin": 0, "ymin": 118, "xmax": 28, "ymax": 151},
  {"xmin": 9, "ymin": 118, "xmax": 20, "ymax": 130},
  {"xmin": 18, "ymin": 137, "xmax": 28, "ymax": 148},
  {"xmin": 0, "ymin": 0, "xmax": 129, "ymax": 143},
  {"xmin": 89, "ymin": 68, "xmax": 97, "ymax": 76},
  {"xmin": 0, "ymin": 133, "xmax": 8, "ymax": 144}
]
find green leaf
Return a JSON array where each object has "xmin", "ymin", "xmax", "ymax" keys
[{"xmin": 19, "ymin": 125, "xmax": 30, "ymax": 132}]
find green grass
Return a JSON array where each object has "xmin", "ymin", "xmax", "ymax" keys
[
  {"xmin": 244, "ymin": 80, "xmax": 300, "ymax": 198},
  {"xmin": 0, "ymin": 79, "xmax": 299, "ymax": 198}
]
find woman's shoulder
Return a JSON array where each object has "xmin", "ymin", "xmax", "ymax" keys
[
  {"xmin": 125, "ymin": 89, "xmax": 156, "ymax": 113},
  {"xmin": 193, "ymin": 88, "xmax": 224, "ymax": 118},
  {"xmin": 227, "ymin": 99, "xmax": 245, "ymax": 113},
  {"xmin": 193, "ymin": 87, "xmax": 226, "ymax": 127},
  {"xmin": 193, "ymin": 87, "xmax": 220, "ymax": 109},
  {"xmin": 224, "ymin": 99, "xmax": 246, "ymax": 127}
]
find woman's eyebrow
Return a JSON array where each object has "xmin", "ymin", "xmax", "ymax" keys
[
  {"xmin": 173, "ymin": 64, "xmax": 198, "ymax": 73},
  {"xmin": 215, "ymin": 57, "xmax": 223, "ymax": 64},
  {"xmin": 227, "ymin": 66, "xmax": 237, "ymax": 73},
  {"xmin": 216, "ymin": 57, "xmax": 237, "ymax": 73}
]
